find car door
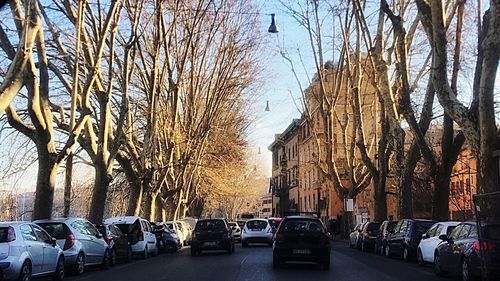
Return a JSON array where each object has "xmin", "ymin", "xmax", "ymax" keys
[
  {"xmin": 142, "ymin": 220, "xmax": 156, "ymax": 252},
  {"xmin": 420, "ymin": 223, "xmax": 438, "ymax": 262},
  {"xmin": 83, "ymin": 221, "xmax": 107, "ymax": 263},
  {"xmin": 449, "ymin": 224, "xmax": 471, "ymax": 271},
  {"xmin": 440, "ymin": 224, "xmax": 463, "ymax": 270},
  {"xmin": 387, "ymin": 221, "xmax": 401, "ymax": 252},
  {"xmin": 32, "ymin": 224, "xmax": 59, "ymax": 273},
  {"xmin": 426, "ymin": 224, "xmax": 445, "ymax": 262},
  {"xmin": 19, "ymin": 224, "xmax": 43, "ymax": 275},
  {"xmin": 393, "ymin": 220, "xmax": 409, "ymax": 256}
]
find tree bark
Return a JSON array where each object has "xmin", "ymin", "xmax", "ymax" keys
[{"xmin": 88, "ymin": 161, "xmax": 112, "ymax": 224}]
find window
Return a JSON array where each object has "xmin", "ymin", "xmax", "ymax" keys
[
  {"xmin": 32, "ymin": 225, "xmax": 52, "ymax": 245},
  {"xmin": 426, "ymin": 224, "xmax": 438, "ymax": 237},
  {"xmin": 20, "ymin": 224, "xmax": 37, "ymax": 241},
  {"xmin": 399, "ymin": 220, "xmax": 409, "ymax": 233},
  {"xmin": 71, "ymin": 220, "xmax": 90, "ymax": 235},
  {"xmin": 84, "ymin": 221, "xmax": 100, "ymax": 237},
  {"xmin": 449, "ymin": 225, "xmax": 462, "ymax": 240},
  {"xmin": 458, "ymin": 224, "xmax": 471, "ymax": 239},
  {"xmin": 435, "ymin": 224, "xmax": 444, "ymax": 236},
  {"xmin": 468, "ymin": 225, "xmax": 478, "ymax": 238}
]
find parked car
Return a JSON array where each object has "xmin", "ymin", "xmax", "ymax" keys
[
  {"xmin": 228, "ymin": 222, "xmax": 242, "ymax": 243},
  {"xmin": 374, "ymin": 220, "xmax": 397, "ymax": 255},
  {"xmin": 35, "ymin": 218, "xmax": 111, "ymax": 275},
  {"xmin": 434, "ymin": 222, "xmax": 500, "ymax": 281},
  {"xmin": 417, "ymin": 221, "xmax": 460, "ymax": 266},
  {"xmin": 166, "ymin": 221, "xmax": 186, "ymax": 247},
  {"xmin": 241, "ymin": 219, "xmax": 274, "ymax": 247},
  {"xmin": 105, "ymin": 216, "xmax": 157, "ymax": 259},
  {"xmin": 150, "ymin": 222, "xmax": 180, "ymax": 253},
  {"xmin": 179, "ymin": 217, "xmax": 197, "ymax": 230},
  {"xmin": 95, "ymin": 223, "xmax": 132, "ymax": 264},
  {"xmin": 0, "ymin": 222, "xmax": 65, "ymax": 281},
  {"xmin": 190, "ymin": 219, "xmax": 235, "ymax": 256},
  {"xmin": 357, "ymin": 222, "xmax": 381, "ymax": 252},
  {"xmin": 236, "ymin": 220, "xmax": 246, "ymax": 229},
  {"xmin": 272, "ymin": 213, "xmax": 331, "ymax": 270},
  {"xmin": 176, "ymin": 221, "xmax": 192, "ymax": 245},
  {"xmin": 349, "ymin": 223, "xmax": 365, "ymax": 248},
  {"xmin": 385, "ymin": 219, "xmax": 436, "ymax": 261}
]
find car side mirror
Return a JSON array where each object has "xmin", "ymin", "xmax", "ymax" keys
[
  {"xmin": 97, "ymin": 233, "xmax": 103, "ymax": 239},
  {"xmin": 438, "ymin": 234, "xmax": 448, "ymax": 241},
  {"xmin": 422, "ymin": 233, "xmax": 429, "ymax": 240},
  {"xmin": 51, "ymin": 237, "xmax": 57, "ymax": 247}
]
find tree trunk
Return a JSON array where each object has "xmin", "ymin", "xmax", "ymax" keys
[
  {"xmin": 32, "ymin": 148, "xmax": 58, "ymax": 220},
  {"xmin": 63, "ymin": 152, "xmax": 73, "ymax": 217},
  {"xmin": 374, "ymin": 174, "xmax": 387, "ymax": 222},
  {"xmin": 88, "ymin": 161, "xmax": 111, "ymax": 224}
]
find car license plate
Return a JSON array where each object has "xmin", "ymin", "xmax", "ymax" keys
[
  {"xmin": 293, "ymin": 249, "xmax": 311, "ymax": 255},
  {"xmin": 203, "ymin": 242, "xmax": 217, "ymax": 246}
]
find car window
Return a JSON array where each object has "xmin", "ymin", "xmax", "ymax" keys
[
  {"xmin": 483, "ymin": 224, "xmax": 500, "ymax": 240},
  {"xmin": 37, "ymin": 223, "xmax": 69, "ymax": 239},
  {"xmin": 71, "ymin": 220, "xmax": 90, "ymax": 235},
  {"xmin": 435, "ymin": 224, "xmax": 444, "ymax": 236},
  {"xmin": 195, "ymin": 220, "xmax": 226, "ymax": 231},
  {"xmin": 0, "ymin": 227, "xmax": 11, "ymax": 242},
  {"xmin": 246, "ymin": 220, "xmax": 268, "ymax": 230},
  {"xmin": 110, "ymin": 225, "xmax": 123, "ymax": 236},
  {"xmin": 387, "ymin": 221, "xmax": 397, "ymax": 232},
  {"xmin": 20, "ymin": 224, "xmax": 37, "ymax": 241},
  {"xmin": 393, "ymin": 221, "xmax": 403, "ymax": 233},
  {"xmin": 84, "ymin": 222, "xmax": 100, "ymax": 237},
  {"xmin": 446, "ymin": 225, "xmax": 457, "ymax": 236},
  {"xmin": 427, "ymin": 224, "xmax": 438, "ymax": 237},
  {"xmin": 399, "ymin": 220, "xmax": 409, "ymax": 233},
  {"xmin": 458, "ymin": 225, "xmax": 471, "ymax": 239},
  {"xmin": 413, "ymin": 221, "xmax": 435, "ymax": 236},
  {"xmin": 176, "ymin": 222, "xmax": 184, "ymax": 232},
  {"xmin": 280, "ymin": 219, "xmax": 325, "ymax": 234},
  {"xmin": 32, "ymin": 225, "xmax": 52, "ymax": 245},
  {"xmin": 450, "ymin": 225, "xmax": 463, "ymax": 240},
  {"xmin": 468, "ymin": 225, "xmax": 478, "ymax": 238}
]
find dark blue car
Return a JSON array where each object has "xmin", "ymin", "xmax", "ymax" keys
[{"xmin": 385, "ymin": 219, "xmax": 436, "ymax": 261}]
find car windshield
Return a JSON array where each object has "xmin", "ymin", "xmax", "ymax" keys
[
  {"xmin": 367, "ymin": 223, "xmax": 381, "ymax": 231},
  {"xmin": 195, "ymin": 220, "xmax": 225, "ymax": 231},
  {"xmin": 483, "ymin": 224, "xmax": 500, "ymax": 240},
  {"xmin": 414, "ymin": 221, "xmax": 436, "ymax": 235},
  {"xmin": 246, "ymin": 220, "xmax": 268, "ymax": 230},
  {"xmin": 387, "ymin": 221, "xmax": 397, "ymax": 231},
  {"xmin": 37, "ymin": 223, "xmax": 69, "ymax": 239},
  {"xmin": 115, "ymin": 220, "xmax": 141, "ymax": 235},
  {"xmin": 280, "ymin": 219, "xmax": 325, "ymax": 234},
  {"xmin": 0, "ymin": 227, "xmax": 9, "ymax": 242}
]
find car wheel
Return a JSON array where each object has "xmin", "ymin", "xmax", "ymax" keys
[
  {"xmin": 53, "ymin": 257, "xmax": 64, "ymax": 281},
  {"xmin": 417, "ymin": 249, "xmax": 426, "ymax": 267},
  {"xmin": 403, "ymin": 246, "xmax": 411, "ymax": 262},
  {"xmin": 434, "ymin": 253, "xmax": 448, "ymax": 276},
  {"xmin": 142, "ymin": 246, "xmax": 148, "ymax": 260},
  {"xmin": 73, "ymin": 253, "xmax": 85, "ymax": 275},
  {"xmin": 18, "ymin": 260, "xmax": 32, "ymax": 281},
  {"xmin": 461, "ymin": 258, "xmax": 476, "ymax": 281},
  {"xmin": 101, "ymin": 249, "xmax": 112, "ymax": 269},
  {"xmin": 385, "ymin": 245, "xmax": 392, "ymax": 258}
]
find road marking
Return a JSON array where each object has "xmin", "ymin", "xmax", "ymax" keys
[{"xmin": 240, "ymin": 254, "xmax": 249, "ymax": 265}]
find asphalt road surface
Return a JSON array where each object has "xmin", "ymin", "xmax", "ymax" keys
[{"xmin": 63, "ymin": 240, "xmax": 451, "ymax": 281}]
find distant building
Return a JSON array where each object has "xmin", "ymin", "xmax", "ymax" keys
[
  {"xmin": 260, "ymin": 195, "xmax": 272, "ymax": 218},
  {"xmin": 268, "ymin": 119, "xmax": 300, "ymax": 217}
]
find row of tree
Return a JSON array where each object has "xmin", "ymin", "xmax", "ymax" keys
[
  {"xmin": 280, "ymin": 0, "xmax": 499, "ymax": 222},
  {"xmin": 0, "ymin": 0, "xmax": 266, "ymax": 223}
]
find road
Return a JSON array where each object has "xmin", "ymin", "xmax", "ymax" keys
[{"xmin": 64, "ymin": 240, "xmax": 450, "ymax": 281}]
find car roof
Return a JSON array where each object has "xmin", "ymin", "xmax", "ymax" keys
[
  {"xmin": 34, "ymin": 217, "xmax": 79, "ymax": 223},
  {"xmin": 282, "ymin": 216, "xmax": 320, "ymax": 220},
  {"xmin": 0, "ymin": 221, "xmax": 31, "ymax": 227},
  {"xmin": 105, "ymin": 216, "xmax": 141, "ymax": 224}
]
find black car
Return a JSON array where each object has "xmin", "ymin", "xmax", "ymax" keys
[
  {"xmin": 151, "ymin": 222, "xmax": 180, "ymax": 253},
  {"xmin": 434, "ymin": 222, "xmax": 500, "ymax": 281},
  {"xmin": 374, "ymin": 220, "xmax": 397, "ymax": 255},
  {"xmin": 96, "ymin": 223, "xmax": 132, "ymax": 265},
  {"xmin": 385, "ymin": 219, "xmax": 436, "ymax": 261},
  {"xmin": 190, "ymin": 219, "xmax": 235, "ymax": 256},
  {"xmin": 358, "ymin": 222, "xmax": 381, "ymax": 252},
  {"xmin": 272, "ymin": 213, "xmax": 331, "ymax": 270}
]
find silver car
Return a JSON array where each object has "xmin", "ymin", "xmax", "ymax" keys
[
  {"xmin": 34, "ymin": 218, "xmax": 111, "ymax": 275},
  {"xmin": 0, "ymin": 222, "xmax": 65, "ymax": 281}
]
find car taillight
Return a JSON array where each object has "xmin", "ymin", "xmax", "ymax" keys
[
  {"xmin": 474, "ymin": 241, "xmax": 497, "ymax": 251},
  {"xmin": 6, "ymin": 226, "xmax": 16, "ymax": 242},
  {"xmin": 275, "ymin": 233, "xmax": 285, "ymax": 242},
  {"xmin": 104, "ymin": 236, "xmax": 113, "ymax": 245},
  {"xmin": 63, "ymin": 234, "xmax": 75, "ymax": 251},
  {"xmin": 138, "ymin": 231, "xmax": 144, "ymax": 241}
]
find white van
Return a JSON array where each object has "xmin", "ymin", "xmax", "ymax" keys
[{"xmin": 105, "ymin": 216, "xmax": 157, "ymax": 259}]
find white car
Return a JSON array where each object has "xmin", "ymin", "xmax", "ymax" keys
[
  {"xmin": 0, "ymin": 222, "xmax": 65, "ymax": 281},
  {"xmin": 166, "ymin": 221, "xmax": 186, "ymax": 246},
  {"xmin": 105, "ymin": 216, "xmax": 157, "ymax": 259},
  {"xmin": 241, "ymin": 219, "xmax": 273, "ymax": 247},
  {"xmin": 417, "ymin": 221, "xmax": 460, "ymax": 266},
  {"xmin": 349, "ymin": 223, "xmax": 364, "ymax": 248},
  {"xmin": 176, "ymin": 221, "xmax": 192, "ymax": 245}
]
